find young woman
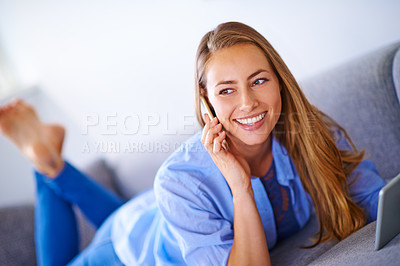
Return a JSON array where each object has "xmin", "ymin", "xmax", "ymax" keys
[{"xmin": 0, "ymin": 22, "xmax": 386, "ymax": 265}]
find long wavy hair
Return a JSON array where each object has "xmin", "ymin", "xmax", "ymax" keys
[{"xmin": 194, "ymin": 22, "xmax": 366, "ymax": 245}]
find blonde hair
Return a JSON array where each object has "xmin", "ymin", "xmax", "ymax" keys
[{"xmin": 194, "ymin": 22, "xmax": 366, "ymax": 245}]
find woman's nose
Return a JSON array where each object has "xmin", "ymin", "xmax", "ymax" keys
[{"xmin": 238, "ymin": 89, "xmax": 257, "ymax": 112}]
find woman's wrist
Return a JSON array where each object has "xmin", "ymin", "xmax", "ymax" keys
[{"xmin": 231, "ymin": 183, "xmax": 254, "ymax": 203}]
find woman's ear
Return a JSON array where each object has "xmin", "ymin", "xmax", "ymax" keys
[{"xmin": 279, "ymin": 80, "xmax": 283, "ymax": 92}]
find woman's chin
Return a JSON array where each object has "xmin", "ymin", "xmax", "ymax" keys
[{"xmin": 228, "ymin": 133, "xmax": 270, "ymax": 148}]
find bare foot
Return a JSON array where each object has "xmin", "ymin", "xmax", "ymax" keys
[{"xmin": 0, "ymin": 100, "xmax": 65, "ymax": 177}]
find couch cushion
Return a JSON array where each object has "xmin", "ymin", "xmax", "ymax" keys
[
  {"xmin": 393, "ymin": 47, "xmax": 400, "ymax": 104},
  {"xmin": 78, "ymin": 158, "xmax": 120, "ymax": 250},
  {"xmin": 301, "ymin": 42, "xmax": 400, "ymax": 181},
  {"xmin": 269, "ymin": 213, "xmax": 337, "ymax": 265},
  {"xmin": 0, "ymin": 205, "xmax": 36, "ymax": 265},
  {"xmin": 309, "ymin": 221, "xmax": 400, "ymax": 265}
]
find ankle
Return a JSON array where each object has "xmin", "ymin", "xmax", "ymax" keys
[
  {"xmin": 29, "ymin": 142, "xmax": 64, "ymax": 178},
  {"xmin": 45, "ymin": 160, "xmax": 65, "ymax": 178},
  {"xmin": 37, "ymin": 158, "xmax": 65, "ymax": 178}
]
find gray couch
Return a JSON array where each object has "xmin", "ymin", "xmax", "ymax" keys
[{"xmin": 1, "ymin": 42, "xmax": 399, "ymax": 265}]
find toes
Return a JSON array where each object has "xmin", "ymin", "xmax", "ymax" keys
[
  {"xmin": 9, "ymin": 99, "xmax": 20, "ymax": 108},
  {"xmin": 8, "ymin": 99, "xmax": 24, "ymax": 109},
  {"xmin": 13, "ymin": 99, "xmax": 24, "ymax": 110},
  {"xmin": 0, "ymin": 99, "xmax": 38, "ymax": 118},
  {"xmin": 16, "ymin": 100, "xmax": 36, "ymax": 114},
  {"xmin": 0, "ymin": 99, "xmax": 19, "ymax": 113},
  {"xmin": 0, "ymin": 104, "xmax": 9, "ymax": 116}
]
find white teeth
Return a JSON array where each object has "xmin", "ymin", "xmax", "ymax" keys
[{"xmin": 236, "ymin": 112, "xmax": 266, "ymax": 125}]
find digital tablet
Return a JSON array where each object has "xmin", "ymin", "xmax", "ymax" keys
[{"xmin": 375, "ymin": 172, "xmax": 400, "ymax": 250}]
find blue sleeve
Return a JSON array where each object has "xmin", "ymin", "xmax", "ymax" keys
[
  {"xmin": 154, "ymin": 172, "xmax": 232, "ymax": 265},
  {"xmin": 334, "ymin": 130, "xmax": 387, "ymax": 222}
]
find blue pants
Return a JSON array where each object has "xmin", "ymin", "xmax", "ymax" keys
[{"xmin": 34, "ymin": 162, "xmax": 124, "ymax": 265}]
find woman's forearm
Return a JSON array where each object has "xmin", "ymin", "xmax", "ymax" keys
[{"xmin": 227, "ymin": 186, "xmax": 271, "ymax": 266}]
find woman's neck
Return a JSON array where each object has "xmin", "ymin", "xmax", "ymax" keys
[{"xmin": 227, "ymin": 134, "xmax": 273, "ymax": 178}]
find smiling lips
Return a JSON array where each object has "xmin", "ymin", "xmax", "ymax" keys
[{"xmin": 234, "ymin": 111, "xmax": 267, "ymax": 130}]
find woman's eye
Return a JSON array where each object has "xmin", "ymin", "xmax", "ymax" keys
[
  {"xmin": 219, "ymin": 88, "xmax": 233, "ymax": 95},
  {"xmin": 253, "ymin": 78, "xmax": 268, "ymax": 87}
]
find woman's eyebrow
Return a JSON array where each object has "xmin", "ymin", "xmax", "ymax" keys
[
  {"xmin": 215, "ymin": 80, "xmax": 236, "ymax": 87},
  {"xmin": 247, "ymin": 69, "xmax": 269, "ymax": 80},
  {"xmin": 214, "ymin": 69, "xmax": 269, "ymax": 88}
]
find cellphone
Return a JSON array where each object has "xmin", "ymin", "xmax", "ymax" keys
[
  {"xmin": 200, "ymin": 95, "xmax": 215, "ymax": 119},
  {"xmin": 200, "ymin": 95, "xmax": 229, "ymax": 150}
]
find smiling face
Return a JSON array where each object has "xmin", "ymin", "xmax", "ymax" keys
[{"xmin": 204, "ymin": 43, "xmax": 282, "ymax": 148}]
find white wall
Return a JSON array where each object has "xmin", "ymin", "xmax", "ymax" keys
[{"xmin": 0, "ymin": 0, "xmax": 399, "ymax": 206}]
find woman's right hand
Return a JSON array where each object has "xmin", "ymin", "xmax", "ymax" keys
[
  {"xmin": 201, "ymin": 114, "xmax": 252, "ymax": 195},
  {"xmin": 201, "ymin": 114, "xmax": 270, "ymax": 266}
]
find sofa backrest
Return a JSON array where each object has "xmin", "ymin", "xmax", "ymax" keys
[{"xmin": 301, "ymin": 42, "xmax": 400, "ymax": 181}]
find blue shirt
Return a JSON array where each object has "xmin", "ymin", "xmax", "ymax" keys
[
  {"xmin": 111, "ymin": 130, "xmax": 386, "ymax": 265},
  {"xmin": 260, "ymin": 161, "xmax": 300, "ymax": 239}
]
